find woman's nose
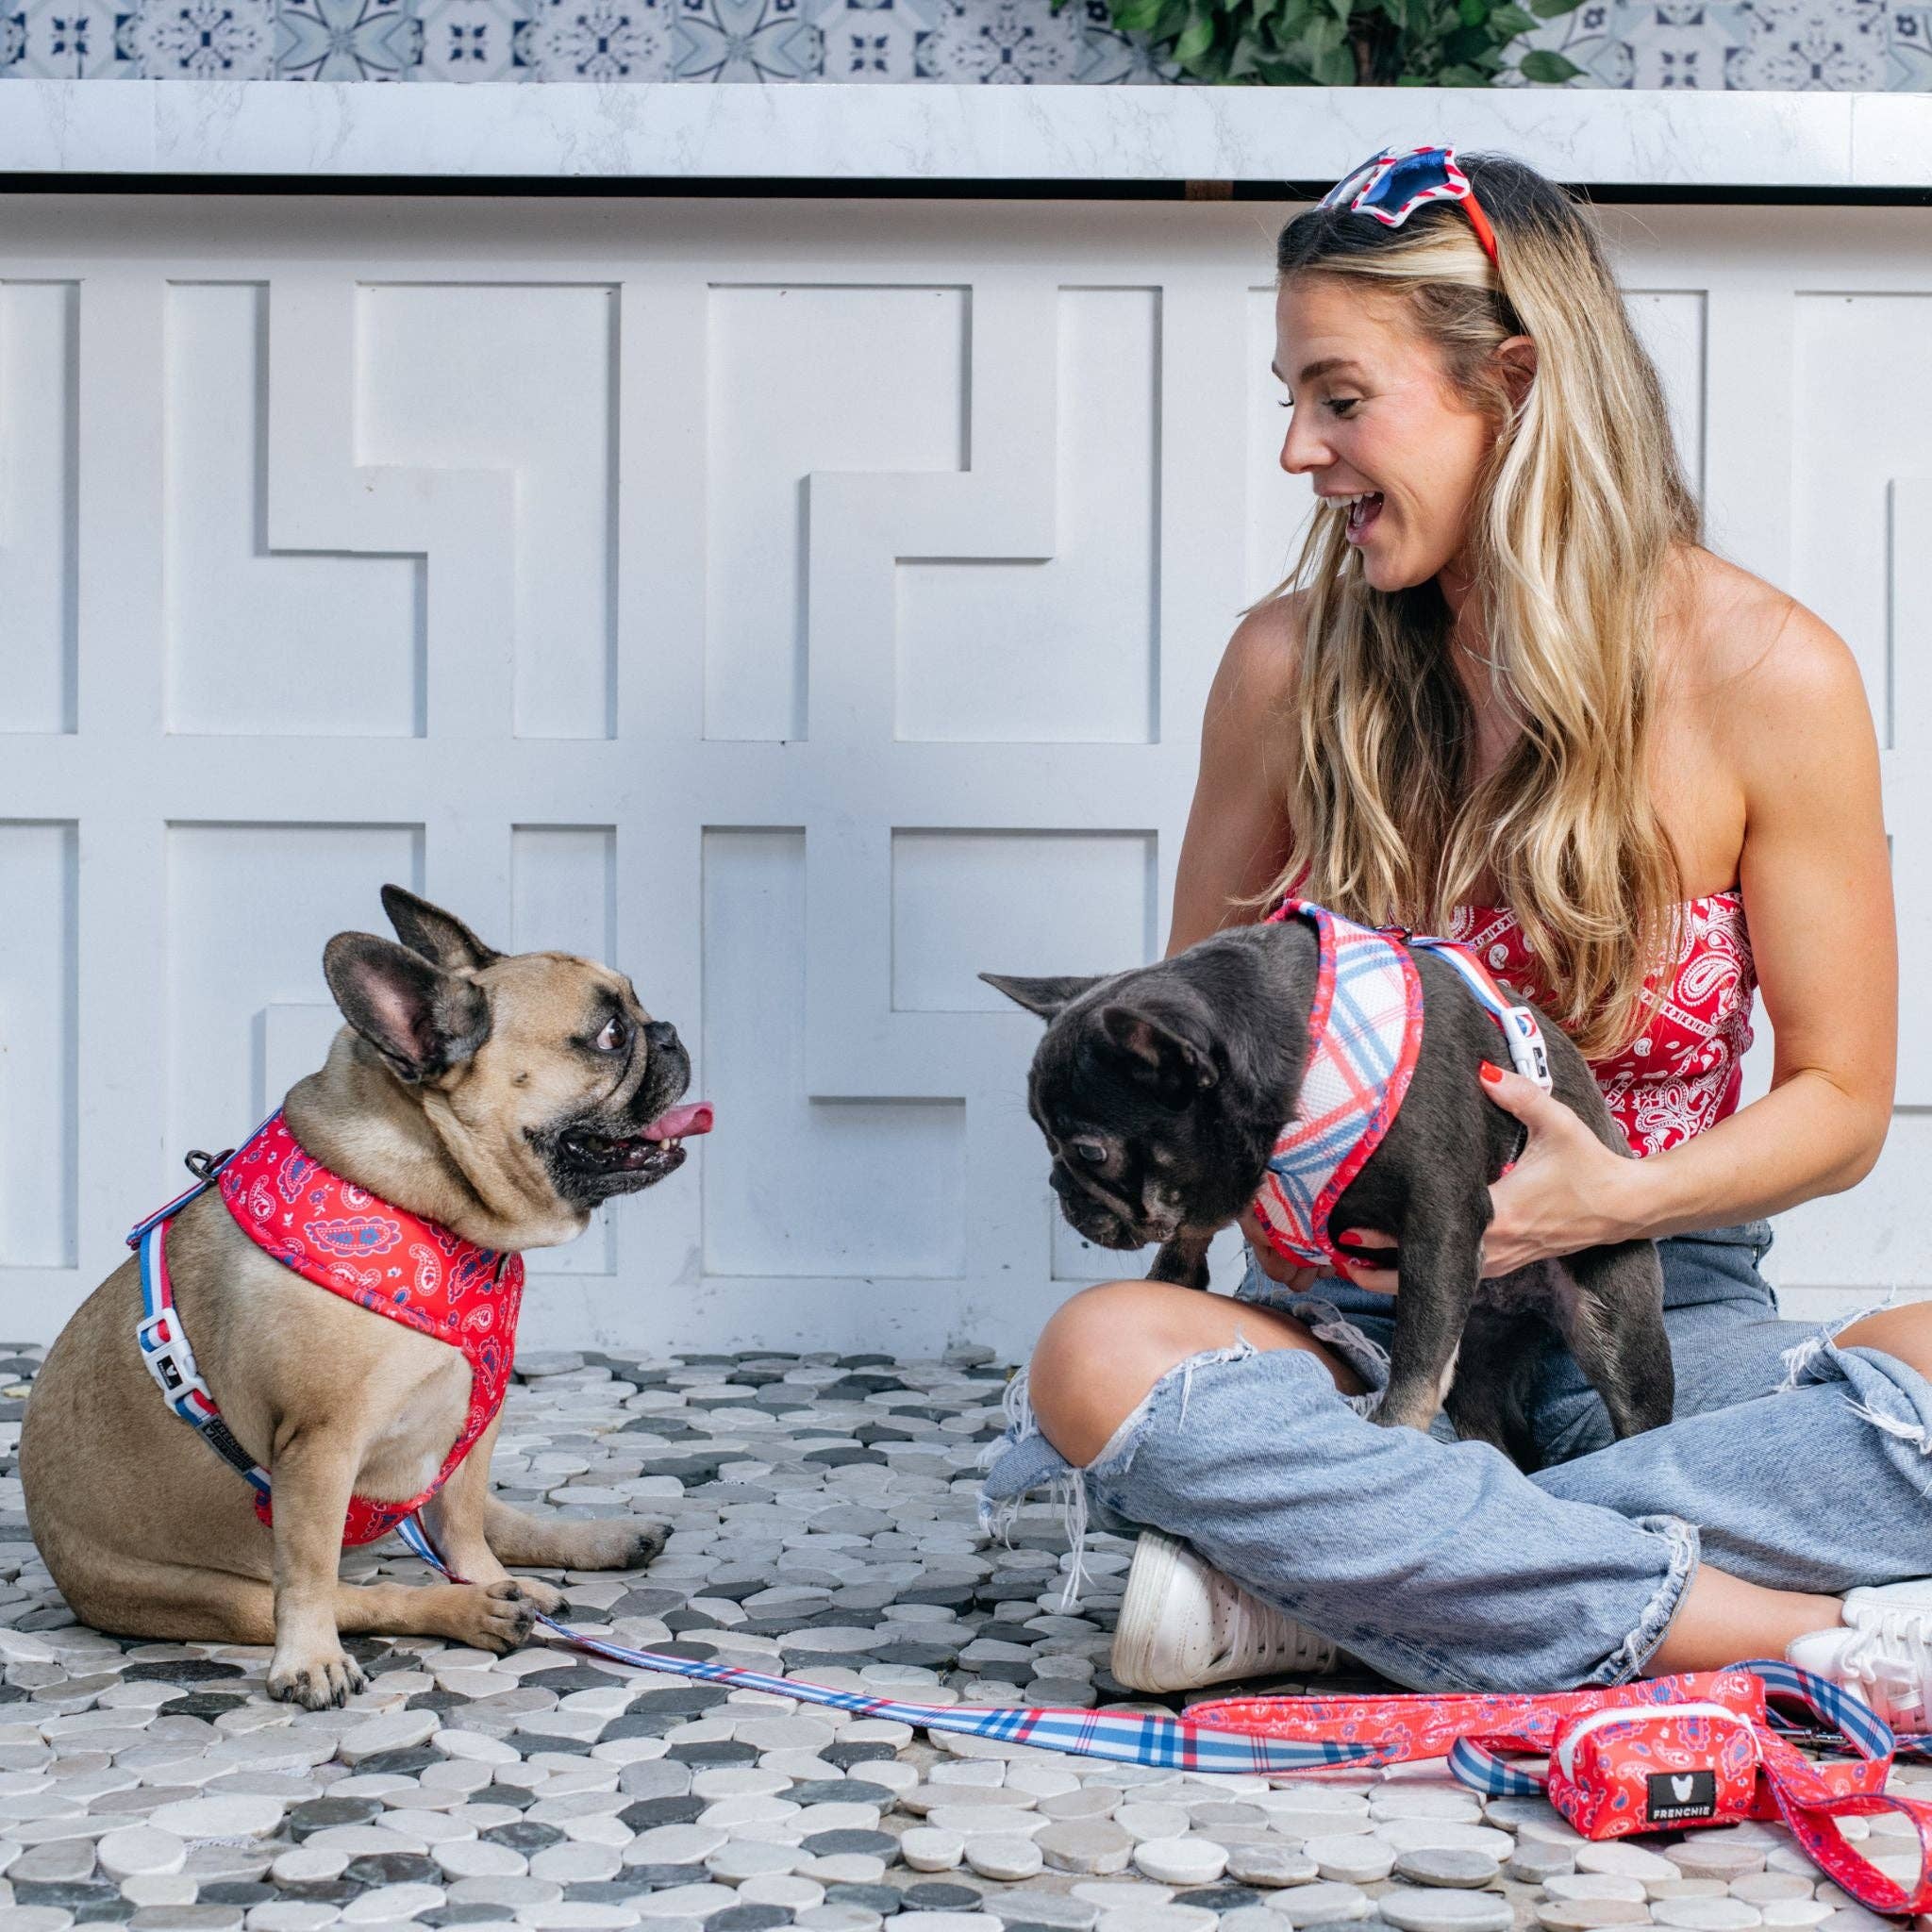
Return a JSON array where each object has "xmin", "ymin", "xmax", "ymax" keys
[{"xmin": 1280, "ymin": 411, "xmax": 1327, "ymax": 476}]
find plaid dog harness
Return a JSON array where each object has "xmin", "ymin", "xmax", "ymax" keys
[
  {"xmin": 129, "ymin": 1111, "xmax": 524, "ymax": 1547},
  {"xmin": 1250, "ymin": 899, "xmax": 1555, "ymax": 1269}
]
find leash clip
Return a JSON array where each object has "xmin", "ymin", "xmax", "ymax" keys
[
  {"xmin": 136, "ymin": 1308, "xmax": 210, "ymax": 1409},
  {"xmin": 183, "ymin": 1147, "xmax": 235, "ymax": 1185}
]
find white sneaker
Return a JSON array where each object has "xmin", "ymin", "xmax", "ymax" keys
[
  {"xmin": 1110, "ymin": 1529, "xmax": 1338, "ymax": 1694},
  {"xmin": 1788, "ymin": 1580, "xmax": 1932, "ymax": 1729}
]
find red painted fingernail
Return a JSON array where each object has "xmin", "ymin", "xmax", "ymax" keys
[{"xmin": 1479, "ymin": 1061, "xmax": 1503, "ymax": 1086}]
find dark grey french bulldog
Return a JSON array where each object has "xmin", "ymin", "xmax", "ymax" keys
[{"xmin": 986, "ymin": 920, "xmax": 1673, "ymax": 1460}]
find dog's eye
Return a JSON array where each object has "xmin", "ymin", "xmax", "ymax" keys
[
  {"xmin": 594, "ymin": 1016, "xmax": 630, "ymax": 1054},
  {"xmin": 1071, "ymin": 1138, "xmax": 1109, "ymax": 1167}
]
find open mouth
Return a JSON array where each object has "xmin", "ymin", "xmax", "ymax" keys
[
  {"xmin": 1342, "ymin": 491, "xmax": 1385, "ymax": 543},
  {"xmin": 559, "ymin": 1101, "xmax": 713, "ymax": 1187}
]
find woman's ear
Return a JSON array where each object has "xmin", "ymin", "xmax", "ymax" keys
[{"xmin": 1497, "ymin": 334, "xmax": 1538, "ymax": 410}]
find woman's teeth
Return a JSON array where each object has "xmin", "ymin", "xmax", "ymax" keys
[{"xmin": 1344, "ymin": 491, "xmax": 1385, "ymax": 540}]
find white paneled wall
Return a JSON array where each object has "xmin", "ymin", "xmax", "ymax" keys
[{"xmin": 0, "ymin": 196, "xmax": 1924, "ymax": 1357}]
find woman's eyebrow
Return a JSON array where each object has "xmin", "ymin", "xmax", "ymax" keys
[{"xmin": 1268, "ymin": 357, "xmax": 1361, "ymax": 388}]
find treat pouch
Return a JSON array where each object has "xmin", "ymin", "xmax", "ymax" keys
[{"xmin": 1545, "ymin": 1700, "xmax": 1764, "ymax": 1839}]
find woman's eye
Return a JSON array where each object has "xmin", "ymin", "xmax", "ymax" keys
[
  {"xmin": 1327, "ymin": 397, "xmax": 1361, "ymax": 417},
  {"xmin": 594, "ymin": 1016, "xmax": 630, "ymax": 1053},
  {"xmin": 1072, "ymin": 1138, "xmax": 1109, "ymax": 1167}
]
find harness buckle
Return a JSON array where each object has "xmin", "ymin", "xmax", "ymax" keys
[
  {"xmin": 1503, "ymin": 1007, "xmax": 1554, "ymax": 1091},
  {"xmin": 136, "ymin": 1309, "xmax": 210, "ymax": 1409}
]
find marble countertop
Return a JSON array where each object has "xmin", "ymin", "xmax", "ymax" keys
[{"xmin": 1, "ymin": 81, "xmax": 1927, "ymax": 189}]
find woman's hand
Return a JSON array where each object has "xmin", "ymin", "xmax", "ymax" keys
[
  {"xmin": 1475, "ymin": 1064, "xmax": 1644, "ymax": 1274},
  {"xmin": 1237, "ymin": 1208, "xmax": 1324, "ymax": 1293}
]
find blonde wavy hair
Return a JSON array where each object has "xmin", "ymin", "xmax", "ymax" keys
[{"xmin": 1263, "ymin": 154, "xmax": 1700, "ymax": 1058}]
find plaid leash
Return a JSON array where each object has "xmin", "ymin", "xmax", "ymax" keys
[
  {"xmin": 393, "ymin": 1521, "xmax": 1932, "ymax": 1822},
  {"xmin": 392, "ymin": 1516, "xmax": 1390, "ymax": 1776}
]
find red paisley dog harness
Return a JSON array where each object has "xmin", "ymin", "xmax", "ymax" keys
[
  {"xmin": 129, "ymin": 1112, "xmax": 523, "ymax": 1547},
  {"xmin": 1250, "ymin": 899, "xmax": 1555, "ymax": 1269}
]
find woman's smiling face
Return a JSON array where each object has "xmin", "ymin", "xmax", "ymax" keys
[{"xmin": 1274, "ymin": 273, "xmax": 1501, "ymax": 596}]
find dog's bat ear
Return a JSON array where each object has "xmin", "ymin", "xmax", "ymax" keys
[
  {"xmin": 325, "ymin": 932, "xmax": 492, "ymax": 1084},
  {"xmin": 1099, "ymin": 1003, "xmax": 1219, "ymax": 1104},
  {"xmin": 380, "ymin": 885, "xmax": 501, "ymax": 974},
  {"xmin": 978, "ymin": 974, "xmax": 1103, "ymax": 1021}
]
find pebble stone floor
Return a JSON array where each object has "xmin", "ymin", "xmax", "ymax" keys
[{"xmin": 0, "ymin": 1345, "xmax": 1924, "ymax": 1932}]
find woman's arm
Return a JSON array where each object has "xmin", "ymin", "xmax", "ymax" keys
[
  {"xmin": 1174, "ymin": 600, "xmax": 1323, "ymax": 1286},
  {"xmin": 1476, "ymin": 596, "xmax": 1897, "ymax": 1273},
  {"xmin": 1167, "ymin": 600, "xmax": 1302, "ymax": 958}
]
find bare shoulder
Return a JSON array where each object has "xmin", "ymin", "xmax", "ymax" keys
[
  {"xmin": 1208, "ymin": 591, "xmax": 1306, "ymax": 717},
  {"xmin": 1667, "ymin": 547, "xmax": 1869, "ymax": 747}
]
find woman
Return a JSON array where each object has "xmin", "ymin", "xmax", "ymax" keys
[{"xmin": 980, "ymin": 149, "xmax": 1932, "ymax": 1719}]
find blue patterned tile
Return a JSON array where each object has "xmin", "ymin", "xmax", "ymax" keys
[
  {"xmin": 672, "ymin": 0, "xmax": 820, "ymax": 78},
  {"xmin": 411, "ymin": 0, "xmax": 521, "ymax": 73},
  {"xmin": 513, "ymin": 0, "xmax": 670, "ymax": 74},
  {"xmin": 276, "ymin": 0, "xmax": 420, "ymax": 75},
  {"xmin": 120, "ymin": 0, "xmax": 275, "ymax": 73},
  {"xmin": 913, "ymin": 0, "xmax": 1082, "ymax": 79},
  {"xmin": 816, "ymin": 0, "xmax": 918, "ymax": 77},
  {"xmin": 1074, "ymin": 3, "xmax": 1176, "ymax": 79},
  {"xmin": 3, "ymin": 0, "xmax": 133, "ymax": 71},
  {"xmin": 5, "ymin": 0, "xmax": 1932, "ymax": 85},
  {"xmin": 1725, "ymin": 0, "xmax": 1888, "ymax": 82}
]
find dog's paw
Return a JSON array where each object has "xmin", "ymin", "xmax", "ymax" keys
[
  {"xmin": 548, "ymin": 1517, "xmax": 667, "ymax": 1573},
  {"xmin": 621, "ymin": 1522, "xmax": 669, "ymax": 1571},
  {"xmin": 457, "ymin": 1579, "xmax": 541, "ymax": 1655},
  {"xmin": 268, "ymin": 1645, "xmax": 367, "ymax": 1710},
  {"xmin": 508, "ymin": 1575, "xmax": 566, "ymax": 1617}
]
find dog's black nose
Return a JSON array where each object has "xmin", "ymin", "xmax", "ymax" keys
[{"xmin": 643, "ymin": 1021, "xmax": 681, "ymax": 1052}]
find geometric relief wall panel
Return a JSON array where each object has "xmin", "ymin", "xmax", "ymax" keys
[
  {"xmin": 0, "ymin": 285, "xmax": 77, "ymax": 735},
  {"xmin": 706, "ymin": 286, "xmax": 969, "ymax": 743},
  {"xmin": 896, "ymin": 289, "xmax": 1159, "ymax": 745},
  {"xmin": 9, "ymin": 198, "xmax": 1930, "ymax": 1350},
  {"xmin": 1626, "ymin": 291, "xmax": 1707, "ymax": 500},
  {"xmin": 891, "ymin": 829, "xmax": 1156, "ymax": 1011},
  {"xmin": 512, "ymin": 824, "xmax": 616, "ymax": 1277},
  {"xmin": 0, "ymin": 824, "xmax": 76, "ymax": 1269},
  {"xmin": 357, "ymin": 286, "xmax": 616, "ymax": 741},
  {"xmin": 164, "ymin": 285, "xmax": 425, "ymax": 738},
  {"xmin": 1790, "ymin": 293, "xmax": 1932, "ymax": 747},
  {"xmin": 702, "ymin": 829, "xmax": 964, "ymax": 1279},
  {"xmin": 164, "ymin": 823, "xmax": 424, "ymax": 1161}
]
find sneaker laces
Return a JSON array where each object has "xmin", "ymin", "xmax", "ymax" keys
[
  {"xmin": 1836, "ymin": 1619, "xmax": 1932, "ymax": 1723},
  {"xmin": 1221, "ymin": 1586, "xmax": 1334, "ymax": 1674}
]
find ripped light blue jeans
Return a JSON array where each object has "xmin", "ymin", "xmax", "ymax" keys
[{"xmin": 978, "ymin": 1223, "xmax": 1932, "ymax": 1693}]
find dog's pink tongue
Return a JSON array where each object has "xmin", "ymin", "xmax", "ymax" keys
[{"xmin": 643, "ymin": 1102, "xmax": 713, "ymax": 1142}]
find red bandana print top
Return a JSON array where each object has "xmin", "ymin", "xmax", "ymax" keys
[
  {"xmin": 217, "ymin": 1112, "xmax": 524, "ymax": 1546},
  {"xmin": 1446, "ymin": 890, "xmax": 1757, "ymax": 1158}
]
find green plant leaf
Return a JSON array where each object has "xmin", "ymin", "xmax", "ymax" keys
[
  {"xmin": 1438, "ymin": 57, "xmax": 1488, "ymax": 77},
  {"xmin": 1174, "ymin": 8, "xmax": 1217, "ymax": 58},
  {"xmin": 1518, "ymin": 44, "xmax": 1581, "ymax": 76},
  {"xmin": 1487, "ymin": 3, "xmax": 1535, "ymax": 29},
  {"xmin": 1316, "ymin": 38, "xmax": 1356, "ymax": 75}
]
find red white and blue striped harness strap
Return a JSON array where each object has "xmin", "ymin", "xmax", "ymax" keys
[
  {"xmin": 1251, "ymin": 900, "xmax": 1554, "ymax": 1270},
  {"xmin": 130, "ymin": 1150, "xmax": 275, "ymax": 1502}
]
